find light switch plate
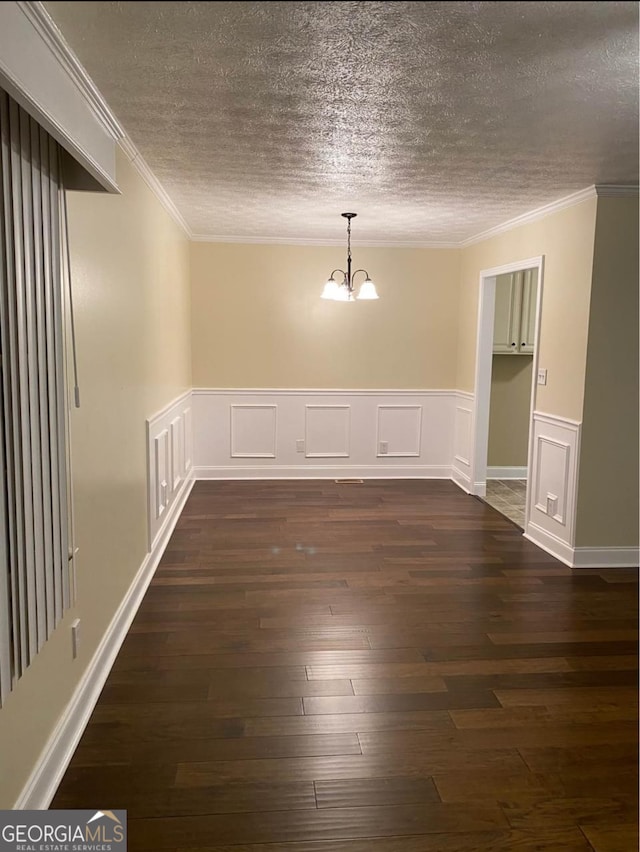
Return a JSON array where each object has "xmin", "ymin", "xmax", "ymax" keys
[
  {"xmin": 296, "ymin": 439, "xmax": 304, "ymax": 453},
  {"xmin": 379, "ymin": 441, "xmax": 388, "ymax": 455},
  {"xmin": 537, "ymin": 368, "xmax": 548, "ymax": 385}
]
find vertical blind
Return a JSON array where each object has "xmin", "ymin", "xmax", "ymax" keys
[{"xmin": 0, "ymin": 89, "xmax": 71, "ymax": 705}]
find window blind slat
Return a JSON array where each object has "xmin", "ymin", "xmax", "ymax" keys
[
  {"xmin": 25, "ymin": 114, "xmax": 47, "ymax": 651},
  {"xmin": 16, "ymin": 106, "xmax": 38, "ymax": 662},
  {"xmin": 8, "ymin": 99, "xmax": 31, "ymax": 673},
  {"xmin": 38, "ymin": 126, "xmax": 55, "ymax": 636},
  {"xmin": 50, "ymin": 145, "xmax": 69, "ymax": 614}
]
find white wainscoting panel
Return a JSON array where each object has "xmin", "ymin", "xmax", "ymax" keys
[
  {"xmin": 377, "ymin": 405, "xmax": 422, "ymax": 457},
  {"xmin": 533, "ymin": 437, "xmax": 570, "ymax": 524},
  {"xmin": 170, "ymin": 416, "xmax": 183, "ymax": 491},
  {"xmin": 183, "ymin": 405, "xmax": 193, "ymax": 472},
  {"xmin": 230, "ymin": 405, "xmax": 277, "ymax": 458},
  {"xmin": 451, "ymin": 392, "xmax": 474, "ymax": 492},
  {"xmin": 193, "ymin": 389, "xmax": 456, "ymax": 479},
  {"xmin": 147, "ymin": 391, "xmax": 193, "ymax": 549},
  {"xmin": 525, "ymin": 411, "xmax": 580, "ymax": 564},
  {"xmin": 305, "ymin": 405, "xmax": 350, "ymax": 458},
  {"xmin": 154, "ymin": 430, "xmax": 169, "ymax": 521}
]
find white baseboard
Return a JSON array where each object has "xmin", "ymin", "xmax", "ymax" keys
[
  {"xmin": 487, "ymin": 466, "xmax": 527, "ymax": 479},
  {"xmin": 451, "ymin": 466, "xmax": 472, "ymax": 493},
  {"xmin": 572, "ymin": 546, "xmax": 639, "ymax": 569},
  {"xmin": 14, "ymin": 474, "xmax": 195, "ymax": 810},
  {"xmin": 472, "ymin": 481, "xmax": 487, "ymax": 498},
  {"xmin": 193, "ymin": 465, "xmax": 451, "ymax": 480},
  {"xmin": 525, "ymin": 521, "xmax": 639, "ymax": 569},
  {"xmin": 524, "ymin": 521, "xmax": 574, "ymax": 567}
]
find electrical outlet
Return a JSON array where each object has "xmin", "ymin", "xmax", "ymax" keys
[
  {"xmin": 296, "ymin": 439, "xmax": 304, "ymax": 453},
  {"xmin": 71, "ymin": 619, "xmax": 81, "ymax": 659},
  {"xmin": 379, "ymin": 441, "xmax": 388, "ymax": 455},
  {"xmin": 537, "ymin": 368, "xmax": 548, "ymax": 385}
]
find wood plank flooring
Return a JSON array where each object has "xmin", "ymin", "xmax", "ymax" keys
[{"xmin": 51, "ymin": 480, "xmax": 639, "ymax": 851}]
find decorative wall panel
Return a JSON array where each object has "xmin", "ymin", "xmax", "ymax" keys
[
  {"xmin": 183, "ymin": 406, "xmax": 193, "ymax": 472},
  {"xmin": 154, "ymin": 430, "xmax": 169, "ymax": 520},
  {"xmin": 170, "ymin": 416, "xmax": 183, "ymax": 490},
  {"xmin": 230, "ymin": 405, "xmax": 277, "ymax": 458},
  {"xmin": 454, "ymin": 405, "xmax": 472, "ymax": 467},
  {"xmin": 451, "ymin": 393, "xmax": 474, "ymax": 490},
  {"xmin": 305, "ymin": 406, "xmax": 350, "ymax": 458},
  {"xmin": 534, "ymin": 436, "xmax": 570, "ymax": 524},
  {"xmin": 377, "ymin": 405, "xmax": 422, "ymax": 457}
]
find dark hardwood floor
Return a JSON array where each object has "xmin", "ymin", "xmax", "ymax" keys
[{"xmin": 52, "ymin": 480, "xmax": 639, "ymax": 851}]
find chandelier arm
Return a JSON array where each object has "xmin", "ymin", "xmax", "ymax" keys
[
  {"xmin": 351, "ymin": 269, "xmax": 370, "ymax": 283},
  {"xmin": 329, "ymin": 269, "xmax": 346, "ymax": 280}
]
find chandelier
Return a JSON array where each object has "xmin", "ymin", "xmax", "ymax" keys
[{"xmin": 321, "ymin": 213, "xmax": 379, "ymax": 301}]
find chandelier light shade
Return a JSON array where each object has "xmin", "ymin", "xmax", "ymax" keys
[{"xmin": 321, "ymin": 213, "xmax": 379, "ymax": 301}]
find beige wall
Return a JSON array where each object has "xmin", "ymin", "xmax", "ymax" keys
[
  {"xmin": 190, "ymin": 243, "xmax": 460, "ymax": 389},
  {"xmin": 575, "ymin": 197, "xmax": 639, "ymax": 547},
  {"xmin": 488, "ymin": 355, "xmax": 533, "ymax": 467},
  {"xmin": 0, "ymin": 147, "xmax": 191, "ymax": 807},
  {"xmin": 458, "ymin": 198, "xmax": 598, "ymax": 421}
]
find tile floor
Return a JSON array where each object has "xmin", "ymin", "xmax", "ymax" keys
[{"xmin": 484, "ymin": 479, "xmax": 527, "ymax": 528}]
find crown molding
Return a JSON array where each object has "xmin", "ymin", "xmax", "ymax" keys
[
  {"xmin": 594, "ymin": 184, "xmax": 639, "ymax": 197},
  {"xmin": 460, "ymin": 184, "xmax": 638, "ymax": 246},
  {"xmin": 189, "ymin": 233, "xmax": 458, "ymax": 248},
  {"xmin": 118, "ymin": 137, "xmax": 193, "ymax": 237},
  {"xmin": 460, "ymin": 186, "xmax": 598, "ymax": 247}
]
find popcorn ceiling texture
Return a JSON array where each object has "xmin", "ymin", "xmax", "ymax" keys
[{"xmin": 45, "ymin": 1, "xmax": 638, "ymax": 243}]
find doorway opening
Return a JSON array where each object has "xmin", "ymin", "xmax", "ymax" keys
[{"xmin": 469, "ymin": 256, "xmax": 544, "ymax": 532}]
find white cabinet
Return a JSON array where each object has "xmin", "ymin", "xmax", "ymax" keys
[
  {"xmin": 519, "ymin": 268, "xmax": 537, "ymax": 354},
  {"xmin": 493, "ymin": 268, "xmax": 538, "ymax": 354}
]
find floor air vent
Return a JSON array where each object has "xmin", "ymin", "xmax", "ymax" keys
[{"xmin": 334, "ymin": 479, "xmax": 364, "ymax": 484}]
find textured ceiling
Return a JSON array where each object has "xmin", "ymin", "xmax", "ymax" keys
[{"xmin": 45, "ymin": 1, "xmax": 638, "ymax": 243}]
